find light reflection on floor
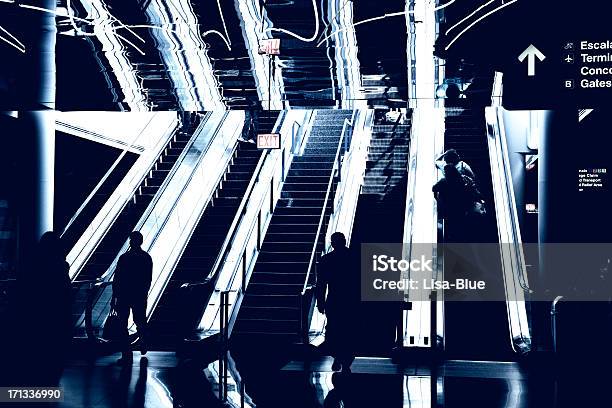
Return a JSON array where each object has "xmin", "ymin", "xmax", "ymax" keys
[{"xmin": 47, "ymin": 352, "xmax": 610, "ymax": 408}]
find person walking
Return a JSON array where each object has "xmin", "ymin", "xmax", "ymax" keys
[
  {"xmin": 112, "ymin": 231, "xmax": 152, "ymax": 364},
  {"xmin": 316, "ymin": 232, "xmax": 359, "ymax": 373}
]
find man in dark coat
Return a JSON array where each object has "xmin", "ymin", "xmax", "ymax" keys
[
  {"xmin": 316, "ymin": 232, "xmax": 359, "ymax": 372},
  {"xmin": 113, "ymin": 231, "xmax": 152, "ymax": 363}
]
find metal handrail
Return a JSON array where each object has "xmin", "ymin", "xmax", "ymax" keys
[
  {"xmin": 184, "ymin": 111, "xmax": 302, "ymax": 338},
  {"xmin": 489, "ymin": 110, "xmax": 532, "ymax": 293},
  {"xmin": 76, "ymin": 113, "xmax": 227, "ymax": 332},
  {"xmin": 67, "ymin": 113, "xmax": 207, "ymax": 281},
  {"xmin": 186, "ymin": 111, "xmax": 286, "ymax": 289},
  {"xmin": 551, "ymin": 295, "xmax": 564, "ymax": 353},
  {"xmin": 100, "ymin": 113, "xmax": 226, "ymax": 283},
  {"xmin": 291, "ymin": 121, "xmax": 301, "ymax": 154},
  {"xmin": 197, "ymin": 145, "xmax": 288, "ymax": 335},
  {"xmin": 301, "ymin": 112, "xmax": 355, "ymax": 297}
]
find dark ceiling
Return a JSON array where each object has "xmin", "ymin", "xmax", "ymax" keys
[{"xmin": 1, "ymin": 0, "xmax": 606, "ymax": 111}]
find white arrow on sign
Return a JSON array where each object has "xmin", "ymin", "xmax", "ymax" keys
[{"xmin": 518, "ymin": 44, "xmax": 546, "ymax": 76}]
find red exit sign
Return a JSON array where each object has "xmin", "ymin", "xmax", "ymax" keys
[
  {"xmin": 258, "ymin": 39, "xmax": 280, "ymax": 55},
  {"xmin": 257, "ymin": 133, "xmax": 281, "ymax": 149}
]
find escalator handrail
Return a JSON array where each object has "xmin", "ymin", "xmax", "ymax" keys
[
  {"xmin": 99, "ymin": 112, "xmax": 224, "ymax": 283},
  {"xmin": 68, "ymin": 114, "xmax": 205, "ymax": 281},
  {"xmin": 301, "ymin": 111, "xmax": 355, "ymax": 296},
  {"xmin": 194, "ymin": 111, "xmax": 314, "ymax": 337},
  {"xmin": 197, "ymin": 111, "xmax": 286, "ymax": 287},
  {"xmin": 75, "ymin": 113, "xmax": 224, "ymax": 331},
  {"xmin": 487, "ymin": 108, "xmax": 532, "ymax": 293}
]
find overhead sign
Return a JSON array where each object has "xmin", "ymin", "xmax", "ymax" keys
[
  {"xmin": 257, "ymin": 133, "xmax": 281, "ymax": 149},
  {"xmin": 258, "ymin": 39, "xmax": 280, "ymax": 56},
  {"xmin": 518, "ymin": 44, "xmax": 546, "ymax": 76}
]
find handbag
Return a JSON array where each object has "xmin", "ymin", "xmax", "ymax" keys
[{"xmin": 103, "ymin": 306, "xmax": 123, "ymax": 341}]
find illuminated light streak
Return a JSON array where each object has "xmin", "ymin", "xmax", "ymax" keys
[
  {"xmin": 445, "ymin": 0, "xmax": 519, "ymax": 50},
  {"xmin": 316, "ymin": 10, "xmax": 404, "ymax": 47},
  {"xmin": 434, "ymin": 0, "xmax": 457, "ymax": 11},
  {"xmin": 315, "ymin": 0, "xmax": 458, "ymax": 48},
  {"xmin": 115, "ymin": 33, "xmax": 145, "ymax": 55},
  {"xmin": 445, "ymin": 0, "xmax": 495, "ymax": 35},
  {"xmin": 216, "ymin": 0, "xmax": 231, "ymax": 48},
  {"xmin": 110, "ymin": 24, "xmax": 232, "ymax": 51},
  {"xmin": 265, "ymin": 0, "xmax": 320, "ymax": 42},
  {"xmin": 0, "ymin": 24, "xmax": 25, "ymax": 49},
  {"xmin": 103, "ymin": 14, "xmax": 146, "ymax": 44},
  {"xmin": 0, "ymin": 32, "xmax": 25, "ymax": 53}
]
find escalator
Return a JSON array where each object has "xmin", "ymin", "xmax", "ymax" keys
[
  {"xmin": 232, "ymin": 110, "xmax": 353, "ymax": 343},
  {"xmin": 70, "ymin": 116, "xmax": 203, "ymax": 325},
  {"xmin": 58, "ymin": 143, "xmax": 137, "ymax": 252},
  {"xmin": 350, "ymin": 114, "xmax": 411, "ymax": 355},
  {"xmin": 147, "ymin": 111, "xmax": 280, "ymax": 348},
  {"xmin": 442, "ymin": 107, "xmax": 513, "ymax": 360}
]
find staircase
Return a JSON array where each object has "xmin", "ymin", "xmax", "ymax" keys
[
  {"xmin": 71, "ymin": 116, "xmax": 202, "ymax": 324},
  {"xmin": 233, "ymin": 110, "xmax": 353, "ymax": 342},
  {"xmin": 147, "ymin": 111, "xmax": 279, "ymax": 348},
  {"xmin": 350, "ymin": 114, "xmax": 411, "ymax": 353}
]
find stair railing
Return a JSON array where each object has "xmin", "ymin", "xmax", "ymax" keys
[
  {"xmin": 191, "ymin": 110, "xmax": 311, "ymax": 339},
  {"xmin": 307, "ymin": 109, "xmax": 374, "ymax": 343},
  {"xmin": 181, "ymin": 112, "xmax": 287, "ymax": 308},
  {"xmin": 291, "ymin": 110, "xmax": 315, "ymax": 155},
  {"xmin": 300, "ymin": 112, "xmax": 355, "ymax": 342}
]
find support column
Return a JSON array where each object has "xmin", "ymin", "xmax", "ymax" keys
[{"xmin": 13, "ymin": 0, "xmax": 57, "ymax": 264}]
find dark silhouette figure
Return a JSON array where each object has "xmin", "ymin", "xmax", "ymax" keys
[
  {"xmin": 316, "ymin": 232, "xmax": 359, "ymax": 373},
  {"xmin": 112, "ymin": 231, "xmax": 152, "ymax": 363},
  {"xmin": 436, "ymin": 148, "xmax": 476, "ymax": 182},
  {"xmin": 433, "ymin": 164, "xmax": 478, "ymax": 242},
  {"xmin": 8, "ymin": 231, "xmax": 72, "ymax": 385}
]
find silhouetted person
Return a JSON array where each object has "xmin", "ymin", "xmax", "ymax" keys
[
  {"xmin": 112, "ymin": 231, "xmax": 152, "ymax": 363},
  {"xmin": 445, "ymin": 83, "xmax": 461, "ymax": 102},
  {"xmin": 316, "ymin": 232, "xmax": 359, "ymax": 373},
  {"xmin": 9, "ymin": 231, "xmax": 72, "ymax": 385},
  {"xmin": 436, "ymin": 149, "xmax": 476, "ymax": 182},
  {"xmin": 433, "ymin": 164, "xmax": 475, "ymax": 242}
]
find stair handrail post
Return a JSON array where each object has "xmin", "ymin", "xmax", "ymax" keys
[
  {"xmin": 291, "ymin": 121, "xmax": 302, "ymax": 154},
  {"xmin": 85, "ymin": 280, "xmax": 95, "ymax": 341}
]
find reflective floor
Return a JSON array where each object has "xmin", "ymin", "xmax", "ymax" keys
[{"xmin": 51, "ymin": 352, "xmax": 609, "ymax": 408}]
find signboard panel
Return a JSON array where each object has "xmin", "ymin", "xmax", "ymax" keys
[{"xmin": 257, "ymin": 133, "xmax": 281, "ymax": 149}]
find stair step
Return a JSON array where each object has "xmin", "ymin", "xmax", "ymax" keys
[
  {"xmin": 267, "ymin": 223, "xmax": 319, "ymax": 234},
  {"xmin": 253, "ymin": 261, "xmax": 309, "ymax": 273},
  {"xmin": 239, "ymin": 305, "xmax": 300, "ymax": 320},
  {"xmin": 256, "ymin": 251, "xmax": 311, "ymax": 263},
  {"xmin": 246, "ymin": 282, "xmax": 303, "ymax": 295},
  {"xmin": 242, "ymin": 293, "xmax": 301, "ymax": 308}
]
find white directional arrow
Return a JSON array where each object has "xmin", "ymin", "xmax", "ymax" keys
[{"xmin": 518, "ymin": 44, "xmax": 546, "ymax": 76}]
